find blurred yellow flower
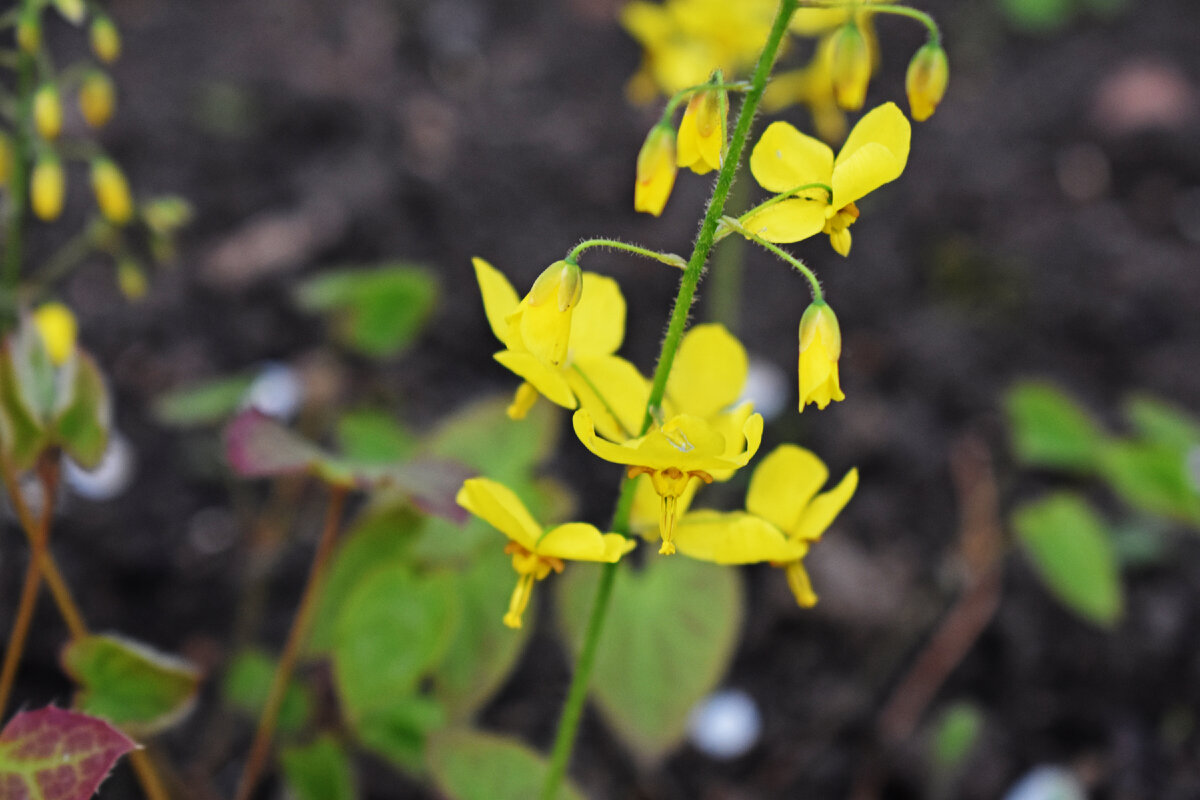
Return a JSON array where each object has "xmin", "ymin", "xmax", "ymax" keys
[
  {"xmin": 79, "ymin": 71, "xmax": 117, "ymax": 128},
  {"xmin": 906, "ymin": 42, "xmax": 950, "ymax": 122},
  {"xmin": 32, "ymin": 302, "xmax": 78, "ymax": 366},
  {"xmin": 797, "ymin": 300, "xmax": 844, "ymax": 411},
  {"xmin": 635, "ymin": 124, "xmax": 678, "ymax": 216},
  {"xmin": 91, "ymin": 159, "xmax": 134, "ymax": 225},
  {"xmin": 457, "ymin": 477, "xmax": 635, "ymax": 628},
  {"xmin": 31, "ymin": 155, "xmax": 66, "ymax": 222}
]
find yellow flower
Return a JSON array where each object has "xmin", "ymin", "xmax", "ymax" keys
[
  {"xmin": 574, "ymin": 408, "xmax": 762, "ymax": 555},
  {"xmin": 798, "ymin": 300, "xmax": 844, "ymax": 411},
  {"xmin": 474, "ymin": 258, "xmax": 648, "ymax": 439},
  {"xmin": 676, "ymin": 87, "xmax": 725, "ymax": 175},
  {"xmin": 79, "ymin": 71, "xmax": 117, "ymax": 129},
  {"xmin": 91, "ymin": 159, "xmax": 134, "ymax": 225},
  {"xmin": 33, "ymin": 85, "xmax": 63, "ymax": 142},
  {"xmin": 762, "ymin": 38, "xmax": 848, "ymax": 145},
  {"xmin": 32, "ymin": 302, "xmax": 78, "ymax": 366},
  {"xmin": 674, "ymin": 444, "xmax": 858, "ymax": 606},
  {"xmin": 744, "ymin": 101, "xmax": 910, "ymax": 255},
  {"xmin": 456, "ymin": 477, "xmax": 635, "ymax": 628},
  {"xmin": 635, "ymin": 124, "xmax": 678, "ymax": 216},
  {"xmin": 31, "ymin": 156, "xmax": 66, "ymax": 222},
  {"xmin": 906, "ymin": 42, "xmax": 949, "ymax": 122}
]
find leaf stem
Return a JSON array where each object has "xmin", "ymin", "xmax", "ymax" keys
[
  {"xmin": 566, "ymin": 238, "xmax": 686, "ymax": 271},
  {"xmin": 539, "ymin": 2, "xmax": 798, "ymax": 797},
  {"xmin": 234, "ymin": 484, "xmax": 348, "ymax": 800}
]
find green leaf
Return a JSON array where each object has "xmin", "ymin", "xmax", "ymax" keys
[
  {"xmin": 0, "ymin": 707, "xmax": 136, "ymax": 800},
  {"xmin": 295, "ymin": 265, "xmax": 438, "ymax": 358},
  {"xmin": 1124, "ymin": 394, "xmax": 1200, "ymax": 449},
  {"xmin": 354, "ymin": 693, "xmax": 446, "ymax": 774},
  {"xmin": 432, "ymin": 546, "xmax": 533, "ymax": 721},
  {"xmin": 1013, "ymin": 493, "xmax": 1123, "ymax": 627},
  {"xmin": 223, "ymin": 649, "xmax": 313, "ymax": 734},
  {"xmin": 154, "ymin": 374, "xmax": 254, "ymax": 427},
  {"xmin": 61, "ymin": 634, "xmax": 200, "ymax": 737},
  {"xmin": 557, "ymin": 558, "xmax": 742, "ymax": 761},
  {"xmin": 998, "ymin": 0, "xmax": 1074, "ymax": 33},
  {"xmin": 337, "ymin": 410, "xmax": 416, "ymax": 464},
  {"xmin": 280, "ymin": 735, "xmax": 357, "ymax": 800},
  {"xmin": 1099, "ymin": 441, "xmax": 1200, "ymax": 524},
  {"xmin": 0, "ymin": 342, "xmax": 47, "ymax": 470},
  {"xmin": 930, "ymin": 701, "xmax": 984, "ymax": 770},
  {"xmin": 309, "ymin": 503, "xmax": 424, "ymax": 653},
  {"xmin": 425, "ymin": 729, "xmax": 586, "ymax": 800},
  {"xmin": 427, "ymin": 396, "xmax": 557, "ymax": 489},
  {"xmin": 52, "ymin": 352, "xmax": 111, "ymax": 469},
  {"xmin": 1006, "ymin": 382, "xmax": 1106, "ymax": 472}
]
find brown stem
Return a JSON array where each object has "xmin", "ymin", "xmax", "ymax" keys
[{"xmin": 234, "ymin": 484, "xmax": 348, "ymax": 800}]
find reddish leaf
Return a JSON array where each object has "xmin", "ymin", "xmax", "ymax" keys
[{"xmin": 0, "ymin": 707, "xmax": 136, "ymax": 800}]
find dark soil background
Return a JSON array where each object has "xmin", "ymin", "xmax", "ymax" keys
[{"xmin": 5, "ymin": 0, "xmax": 1200, "ymax": 798}]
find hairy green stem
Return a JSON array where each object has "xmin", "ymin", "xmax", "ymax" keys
[
  {"xmin": 539, "ymin": 2, "xmax": 798, "ymax": 797},
  {"xmin": 567, "ymin": 238, "xmax": 686, "ymax": 271},
  {"xmin": 723, "ymin": 216, "xmax": 823, "ymax": 300}
]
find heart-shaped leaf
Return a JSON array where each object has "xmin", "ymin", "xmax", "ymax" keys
[
  {"xmin": 557, "ymin": 558, "xmax": 742, "ymax": 761},
  {"xmin": 52, "ymin": 351, "xmax": 111, "ymax": 470},
  {"xmin": 0, "ymin": 707, "xmax": 136, "ymax": 800},
  {"xmin": 426, "ymin": 729, "xmax": 585, "ymax": 800},
  {"xmin": 1006, "ymin": 382, "xmax": 1105, "ymax": 473},
  {"xmin": 280, "ymin": 735, "xmax": 357, "ymax": 800}
]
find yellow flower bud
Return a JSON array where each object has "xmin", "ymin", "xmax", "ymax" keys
[
  {"xmin": 31, "ymin": 156, "xmax": 66, "ymax": 222},
  {"xmin": 0, "ymin": 133, "xmax": 13, "ymax": 187},
  {"xmin": 906, "ymin": 42, "xmax": 950, "ymax": 122},
  {"xmin": 79, "ymin": 71, "xmax": 117, "ymax": 128},
  {"xmin": 676, "ymin": 87, "xmax": 726, "ymax": 175},
  {"xmin": 90, "ymin": 16, "xmax": 122, "ymax": 64},
  {"xmin": 634, "ymin": 123, "xmax": 677, "ymax": 217},
  {"xmin": 141, "ymin": 196, "xmax": 193, "ymax": 233},
  {"xmin": 17, "ymin": 10, "xmax": 41, "ymax": 54},
  {"xmin": 53, "ymin": 0, "xmax": 87, "ymax": 25},
  {"xmin": 797, "ymin": 300, "xmax": 845, "ymax": 411},
  {"xmin": 91, "ymin": 158, "xmax": 134, "ymax": 225},
  {"xmin": 32, "ymin": 302, "xmax": 78, "ymax": 366},
  {"xmin": 117, "ymin": 258, "xmax": 148, "ymax": 301},
  {"xmin": 518, "ymin": 260, "xmax": 582, "ymax": 366},
  {"xmin": 830, "ymin": 23, "xmax": 871, "ymax": 111},
  {"xmin": 34, "ymin": 85, "xmax": 63, "ymax": 141}
]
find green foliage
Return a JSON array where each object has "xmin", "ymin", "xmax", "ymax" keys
[
  {"xmin": 353, "ymin": 694, "xmax": 446, "ymax": 774},
  {"xmin": 1006, "ymin": 381, "xmax": 1105, "ymax": 472},
  {"xmin": 0, "ymin": 707, "xmax": 136, "ymax": 800},
  {"xmin": 223, "ymin": 649, "xmax": 313, "ymax": 734},
  {"xmin": 1013, "ymin": 493, "xmax": 1123, "ymax": 627},
  {"xmin": 337, "ymin": 409, "xmax": 416, "ymax": 464},
  {"xmin": 1099, "ymin": 441, "xmax": 1200, "ymax": 525},
  {"xmin": 997, "ymin": 0, "xmax": 1127, "ymax": 32},
  {"xmin": 280, "ymin": 735, "xmax": 357, "ymax": 800},
  {"xmin": 295, "ymin": 265, "xmax": 438, "ymax": 358},
  {"xmin": 425, "ymin": 729, "xmax": 586, "ymax": 800},
  {"xmin": 61, "ymin": 634, "xmax": 200, "ymax": 737},
  {"xmin": 930, "ymin": 701, "xmax": 984, "ymax": 770},
  {"xmin": 153, "ymin": 373, "xmax": 254, "ymax": 427},
  {"xmin": 557, "ymin": 558, "xmax": 742, "ymax": 761}
]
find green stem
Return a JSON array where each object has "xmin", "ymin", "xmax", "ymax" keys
[
  {"xmin": 736, "ymin": 182, "xmax": 834, "ymax": 225},
  {"xmin": 723, "ymin": 216, "xmax": 823, "ymax": 300},
  {"xmin": 539, "ymin": 2, "xmax": 798, "ymax": 797},
  {"xmin": 1, "ymin": 45, "xmax": 35, "ymax": 329},
  {"xmin": 660, "ymin": 78, "xmax": 751, "ymax": 124},
  {"xmin": 799, "ymin": 0, "xmax": 940, "ymax": 41},
  {"xmin": 567, "ymin": 239, "xmax": 686, "ymax": 271}
]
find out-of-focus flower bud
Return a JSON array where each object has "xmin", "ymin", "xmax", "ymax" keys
[
  {"xmin": 117, "ymin": 257, "xmax": 148, "ymax": 301},
  {"xmin": 830, "ymin": 23, "xmax": 871, "ymax": 111},
  {"xmin": 79, "ymin": 70, "xmax": 117, "ymax": 128},
  {"xmin": 34, "ymin": 84, "xmax": 63, "ymax": 141},
  {"xmin": 31, "ymin": 155, "xmax": 66, "ymax": 222},
  {"xmin": 91, "ymin": 158, "xmax": 134, "ymax": 225},
  {"xmin": 0, "ymin": 133, "xmax": 13, "ymax": 187},
  {"xmin": 906, "ymin": 42, "xmax": 950, "ymax": 122},
  {"xmin": 90, "ymin": 16, "xmax": 122, "ymax": 63},
  {"xmin": 634, "ymin": 123, "xmax": 677, "ymax": 217},
  {"xmin": 53, "ymin": 0, "xmax": 87, "ymax": 25},
  {"xmin": 17, "ymin": 9, "xmax": 41, "ymax": 54},
  {"xmin": 141, "ymin": 196, "xmax": 193, "ymax": 233},
  {"xmin": 32, "ymin": 302, "xmax": 78, "ymax": 366}
]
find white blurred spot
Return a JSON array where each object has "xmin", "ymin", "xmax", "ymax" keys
[
  {"xmin": 739, "ymin": 357, "xmax": 789, "ymax": 422},
  {"xmin": 1055, "ymin": 144, "xmax": 1110, "ymax": 203},
  {"xmin": 1186, "ymin": 446, "xmax": 1200, "ymax": 492},
  {"xmin": 187, "ymin": 506, "xmax": 240, "ymax": 555},
  {"xmin": 1002, "ymin": 766, "xmax": 1086, "ymax": 800},
  {"xmin": 244, "ymin": 362, "xmax": 303, "ymax": 421},
  {"xmin": 64, "ymin": 433, "xmax": 136, "ymax": 501},
  {"xmin": 687, "ymin": 688, "xmax": 762, "ymax": 759}
]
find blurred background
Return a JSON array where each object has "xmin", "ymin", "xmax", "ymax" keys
[{"xmin": 8, "ymin": 0, "xmax": 1200, "ymax": 797}]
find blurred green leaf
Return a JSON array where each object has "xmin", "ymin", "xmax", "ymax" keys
[
  {"xmin": 337, "ymin": 410, "xmax": 416, "ymax": 464},
  {"xmin": 309, "ymin": 504, "xmax": 424, "ymax": 653},
  {"xmin": 53, "ymin": 352, "xmax": 111, "ymax": 469},
  {"xmin": 432, "ymin": 547, "xmax": 533, "ymax": 721},
  {"xmin": 930, "ymin": 701, "xmax": 984, "ymax": 771},
  {"xmin": 557, "ymin": 559, "xmax": 741, "ymax": 762},
  {"xmin": 0, "ymin": 342, "xmax": 47, "ymax": 470},
  {"xmin": 280, "ymin": 735, "xmax": 357, "ymax": 800},
  {"xmin": 354, "ymin": 694, "xmax": 446, "ymax": 774},
  {"xmin": 425, "ymin": 729, "xmax": 585, "ymax": 800},
  {"xmin": 223, "ymin": 649, "xmax": 313, "ymax": 735},
  {"xmin": 1013, "ymin": 493, "xmax": 1123, "ymax": 627},
  {"xmin": 154, "ymin": 374, "xmax": 253, "ymax": 427},
  {"xmin": 1006, "ymin": 382, "xmax": 1105, "ymax": 472},
  {"xmin": 998, "ymin": 0, "xmax": 1074, "ymax": 32},
  {"xmin": 62, "ymin": 634, "xmax": 200, "ymax": 737},
  {"xmin": 1099, "ymin": 441, "xmax": 1200, "ymax": 525},
  {"xmin": 427, "ymin": 396, "xmax": 557, "ymax": 490},
  {"xmin": 1125, "ymin": 395, "xmax": 1200, "ymax": 449},
  {"xmin": 295, "ymin": 265, "xmax": 438, "ymax": 358}
]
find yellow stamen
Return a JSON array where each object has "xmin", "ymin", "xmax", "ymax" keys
[
  {"xmin": 507, "ymin": 381, "xmax": 539, "ymax": 420},
  {"xmin": 627, "ymin": 465, "xmax": 713, "ymax": 555},
  {"xmin": 504, "ymin": 573, "xmax": 536, "ymax": 629}
]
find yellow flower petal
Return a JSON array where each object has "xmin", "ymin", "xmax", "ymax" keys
[
  {"xmin": 831, "ymin": 102, "xmax": 910, "ymax": 207},
  {"xmin": 456, "ymin": 478, "xmax": 543, "ymax": 551},
  {"xmin": 793, "ymin": 467, "xmax": 858, "ymax": 542},
  {"xmin": 674, "ymin": 510, "xmax": 806, "ymax": 564},
  {"xmin": 566, "ymin": 354, "xmax": 649, "ymax": 441},
  {"xmin": 537, "ymin": 522, "xmax": 636, "ymax": 562},
  {"xmin": 573, "ymin": 409, "xmax": 759, "ymax": 474},
  {"xmin": 743, "ymin": 199, "xmax": 827, "ymax": 244},
  {"xmin": 568, "ymin": 272, "xmax": 626, "ymax": 357},
  {"xmin": 494, "ymin": 350, "xmax": 576, "ymax": 409},
  {"xmin": 750, "ymin": 121, "xmax": 835, "ymax": 194},
  {"xmin": 473, "ymin": 258, "xmax": 520, "ymax": 347},
  {"xmin": 665, "ymin": 323, "xmax": 747, "ymax": 420},
  {"xmin": 746, "ymin": 444, "xmax": 830, "ymax": 532}
]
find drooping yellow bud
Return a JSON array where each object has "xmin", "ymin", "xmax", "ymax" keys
[
  {"xmin": 91, "ymin": 158, "xmax": 134, "ymax": 225},
  {"xmin": 32, "ymin": 302, "xmax": 78, "ymax": 366},
  {"xmin": 31, "ymin": 156, "xmax": 66, "ymax": 222},
  {"xmin": 517, "ymin": 260, "xmax": 581, "ymax": 367},
  {"xmin": 117, "ymin": 258, "xmax": 148, "ymax": 301},
  {"xmin": 906, "ymin": 42, "xmax": 950, "ymax": 122},
  {"xmin": 634, "ymin": 123, "xmax": 677, "ymax": 217},
  {"xmin": 79, "ymin": 71, "xmax": 117, "ymax": 128},
  {"xmin": 830, "ymin": 23, "xmax": 871, "ymax": 111},
  {"xmin": 90, "ymin": 16, "xmax": 122, "ymax": 64},
  {"xmin": 34, "ymin": 85, "xmax": 63, "ymax": 141},
  {"xmin": 53, "ymin": 0, "xmax": 87, "ymax": 25},
  {"xmin": 17, "ymin": 10, "xmax": 41, "ymax": 54},
  {"xmin": 797, "ymin": 300, "xmax": 845, "ymax": 411},
  {"xmin": 0, "ymin": 133, "xmax": 13, "ymax": 187},
  {"xmin": 676, "ymin": 85, "xmax": 726, "ymax": 175}
]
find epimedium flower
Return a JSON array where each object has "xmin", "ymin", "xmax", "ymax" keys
[
  {"xmin": 635, "ymin": 123, "xmax": 678, "ymax": 216},
  {"xmin": 574, "ymin": 408, "xmax": 763, "ymax": 555},
  {"xmin": 743, "ymin": 101, "xmax": 911, "ymax": 256},
  {"xmin": 676, "ymin": 86, "xmax": 726, "ymax": 175},
  {"xmin": 474, "ymin": 258, "xmax": 649, "ymax": 439},
  {"xmin": 906, "ymin": 41, "xmax": 950, "ymax": 122},
  {"xmin": 798, "ymin": 299, "xmax": 844, "ymax": 412},
  {"xmin": 673, "ymin": 444, "xmax": 858, "ymax": 607},
  {"xmin": 456, "ymin": 477, "xmax": 635, "ymax": 629}
]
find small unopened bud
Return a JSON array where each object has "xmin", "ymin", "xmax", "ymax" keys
[
  {"xmin": 91, "ymin": 158, "xmax": 134, "ymax": 225},
  {"xmin": 31, "ymin": 156, "xmax": 66, "ymax": 222},
  {"xmin": 906, "ymin": 42, "xmax": 950, "ymax": 122},
  {"xmin": 34, "ymin": 85, "xmax": 63, "ymax": 141},
  {"xmin": 90, "ymin": 16, "xmax": 122, "ymax": 63},
  {"xmin": 53, "ymin": 0, "xmax": 87, "ymax": 25},
  {"xmin": 676, "ymin": 85, "xmax": 727, "ymax": 175},
  {"xmin": 557, "ymin": 261, "xmax": 583, "ymax": 311},
  {"xmin": 142, "ymin": 196, "xmax": 193, "ymax": 233},
  {"xmin": 79, "ymin": 71, "xmax": 117, "ymax": 128},
  {"xmin": 117, "ymin": 257, "xmax": 148, "ymax": 300},
  {"xmin": 17, "ymin": 10, "xmax": 41, "ymax": 54},
  {"xmin": 830, "ymin": 23, "xmax": 871, "ymax": 111},
  {"xmin": 797, "ymin": 300, "xmax": 845, "ymax": 412},
  {"xmin": 32, "ymin": 302, "xmax": 78, "ymax": 366},
  {"xmin": 0, "ymin": 133, "xmax": 13, "ymax": 187},
  {"xmin": 634, "ymin": 123, "xmax": 677, "ymax": 217}
]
